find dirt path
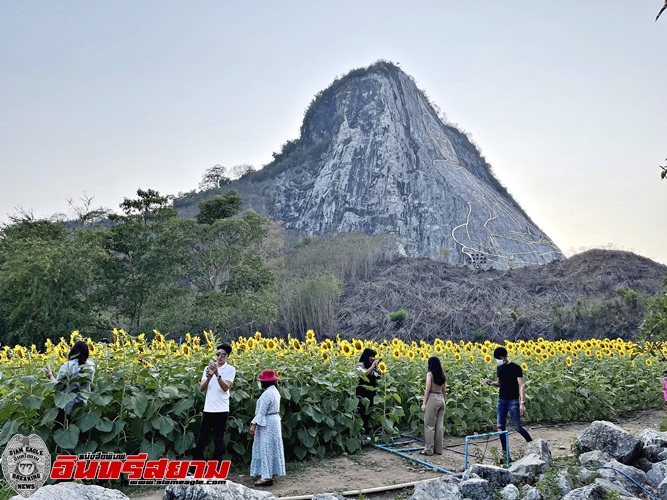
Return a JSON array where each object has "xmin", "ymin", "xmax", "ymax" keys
[{"xmin": 127, "ymin": 409, "xmax": 665, "ymax": 500}]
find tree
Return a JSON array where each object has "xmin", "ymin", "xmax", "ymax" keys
[
  {"xmin": 195, "ymin": 191, "xmax": 243, "ymax": 224},
  {"xmin": 638, "ymin": 275, "xmax": 667, "ymax": 360},
  {"xmin": 231, "ymin": 163, "xmax": 254, "ymax": 179},
  {"xmin": 274, "ymin": 233, "xmax": 398, "ymax": 338},
  {"xmin": 199, "ymin": 164, "xmax": 231, "ymax": 191},
  {"xmin": 103, "ymin": 189, "xmax": 178, "ymax": 332},
  {"xmin": 0, "ymin": 216, "xmax": 108, "ymax": 345},
  {"xmin": 109, "ymin": 188, "xmax": 177, "ymax": 226},
  {"xmin": 161, "ymin": 209, "xmax": 276, "ymax": 334},
  {"xmin": 66, "ymin": 195, "xmax": 112, "ymax": 226}
]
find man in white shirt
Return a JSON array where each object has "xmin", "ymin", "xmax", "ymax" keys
[{"xmin": 192, "ymin": 343, "xmax": 236, "ymax": 461}]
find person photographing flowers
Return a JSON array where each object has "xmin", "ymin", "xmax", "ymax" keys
[
  {"xmin": 356, "ymin": 348, "xmax": 380, "ymax": 442},
  {"xmin": 44, "ymin": 340, "xmax": 95, "ymax": 431}
]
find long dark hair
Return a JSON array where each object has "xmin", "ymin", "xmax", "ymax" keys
[
  {"xmin": 68, "ymin": 341, "xmax": 90, "ymax": 366},
  {"xmin": 428, "ymin": 356, "xmax": 446, "ymax": 386},
  {"xmin": 359, "ymin": 348, "xmax": 377, "ymax": 369}
]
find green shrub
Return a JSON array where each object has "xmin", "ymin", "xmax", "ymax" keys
[{"xmin": 389, "ymin": 309, "xmax": 409, "ymax": 327}]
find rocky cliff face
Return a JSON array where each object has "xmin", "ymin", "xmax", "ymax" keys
[{"xmin": 195, "ymin": 62, "xmax": 565, "ymax": 268}]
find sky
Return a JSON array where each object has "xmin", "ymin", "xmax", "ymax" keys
[{"xmin": 1, "ymin": 1, "xmax": 666, "ymax": 263}]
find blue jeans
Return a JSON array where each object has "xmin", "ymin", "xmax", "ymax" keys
[{"xmin": 497, "ymin": 398, "xmax": 532, "ymax": 451}]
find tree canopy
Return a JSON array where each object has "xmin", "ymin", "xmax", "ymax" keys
[{"xmin": 0, "ymin": 189, "xmax": 277, "ymax": 344}]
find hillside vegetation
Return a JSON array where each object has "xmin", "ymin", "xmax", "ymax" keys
[
  {"xmin": 335, "ymin": 249, "xmax": 666, "ymax": 343},
  {"xmin": 1, "ymin": 187, "xmax": 664, "ymax": 346}
]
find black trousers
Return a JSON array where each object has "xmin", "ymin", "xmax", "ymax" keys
[
  {"xmin": 356, "ymin": 386, "xmax": 375, "ymax": 434},
  {"xmin": 54, "ymin": 408, "xmax": 67, "ymax": 431},
  {"xmin": 193, "ymin": 411, "xmax": 229, "ymax": 461}
]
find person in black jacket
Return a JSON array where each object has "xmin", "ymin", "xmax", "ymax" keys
[
  {"xmin": 485, "ymin": 346, "xmax": 532, "ymax": 452},
  {"xmin": 356, "ymin": 348, "xmax": 380, "ymax": 441}
]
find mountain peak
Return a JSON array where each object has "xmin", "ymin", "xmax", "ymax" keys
[{"xmin": 201, "ymin": 62, "xmax": 565, "ymax": 269}]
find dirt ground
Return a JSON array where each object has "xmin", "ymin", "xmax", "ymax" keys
[{"xmin": 127, "ymin": 409, "xmax": 665, "ymax": 500}]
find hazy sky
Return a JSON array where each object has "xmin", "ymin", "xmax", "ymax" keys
[{"xmin": 1, "ymin": 1, "xmax": 666, "ymax": 263}]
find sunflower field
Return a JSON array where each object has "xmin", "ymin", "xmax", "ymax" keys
[{"xmin": 0, "ymin": 329, "xmax": 662, "ymax": 464}]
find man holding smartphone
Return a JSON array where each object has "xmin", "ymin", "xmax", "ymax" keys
[{"xmin": 193, "ymin": 343, "xmax": 236, "ymax": 462}]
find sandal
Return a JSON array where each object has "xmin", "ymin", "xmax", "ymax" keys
[{"xmin": 254, "ymin": 478, "xmax": 274, "ymax": 486}]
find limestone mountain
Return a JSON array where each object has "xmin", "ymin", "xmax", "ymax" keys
[{"xmin": 178, "ymin": 61, "xmax": 564, "ymax": 269}]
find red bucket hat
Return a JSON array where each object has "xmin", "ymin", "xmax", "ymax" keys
[{"xmin": 257, "ymin": 369, "xmax": 280, "ymax": 381}]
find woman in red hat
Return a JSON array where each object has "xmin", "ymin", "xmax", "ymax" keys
[{"xmin": 249, "ymin": 369, "xmax": 285, "ymax": 486}]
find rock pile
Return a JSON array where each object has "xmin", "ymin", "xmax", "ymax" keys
[
  {"xmin": 407, "ymin": 419, "xmax": 667, "ymax": 499},
  {"xmin": 12, "ymin": 420, "xmax": 667, "ymax": 500}
]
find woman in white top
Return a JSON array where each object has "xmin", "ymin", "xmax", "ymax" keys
[
  {"xmin": 249, "ymin": 369, "xmax": 285, "ymax": 487},
  {"xmin": 45, "ymin": 340, "xmax": 95, "ymax": 430}
]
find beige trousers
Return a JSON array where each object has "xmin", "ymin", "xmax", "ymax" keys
[{"xmin": 423, "ymin": 393, "xmax": 445, "ymax": 454}]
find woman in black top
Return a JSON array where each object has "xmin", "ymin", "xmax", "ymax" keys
[{"xmin": 356, "ymin": 348, "xmax": 380, "ymax": 438}]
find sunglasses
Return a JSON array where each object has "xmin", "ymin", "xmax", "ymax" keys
[{"xmin": 216, "ymin": 352, "xmax": 228, "ymax": 357}]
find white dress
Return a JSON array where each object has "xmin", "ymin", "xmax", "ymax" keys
[{"xmin": 250, "ymin": 385, "xmax": 286, "ymax": 480}]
